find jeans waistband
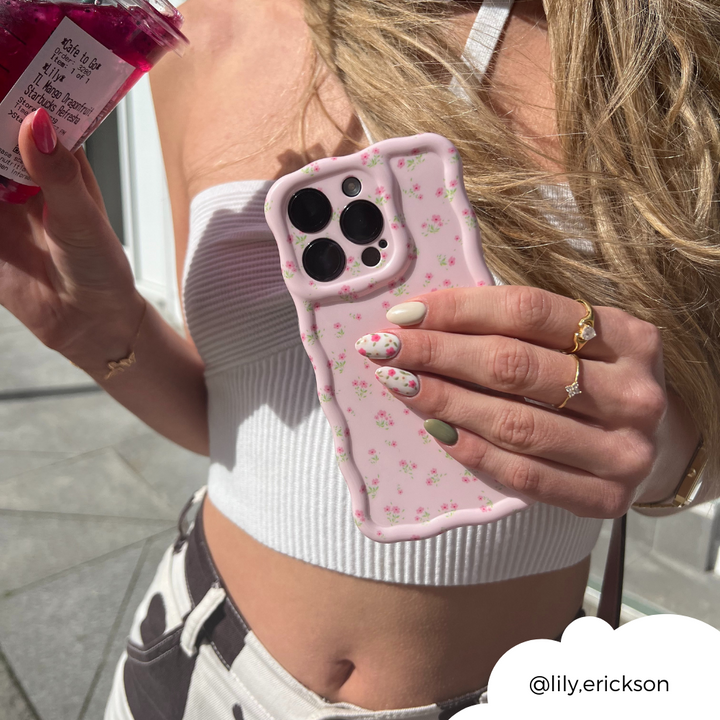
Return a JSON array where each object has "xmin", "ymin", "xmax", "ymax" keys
[{"xmin": 180, "ymin": 493, "xmax": 251, "ymax": 668}]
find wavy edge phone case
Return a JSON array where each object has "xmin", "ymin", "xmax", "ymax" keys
[{"xmin": 265, "ymin": 133, "xmax": 532, "ymax": 542}]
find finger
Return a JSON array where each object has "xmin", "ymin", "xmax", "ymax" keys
[
  {"xmin": 75, "ymin": 147, "xmax": 108, "ymax": 215},
  {"xmin": 17, "ymin": 109, "xmax": 110, "ymax": 247},
  {"xmin": 387, "ymin": 371, "xmax": 654, "ymax": 480},
  {"xmin": 369, "ymin": 330, "xmax": 612, "ymax": 418},
  {"xmin": 386, "ymin": 285, "xmax": 647, "ymax": 362},
  {"xmin": 435, "ymin": 427, "xmax": 632, "ymax": 518}
]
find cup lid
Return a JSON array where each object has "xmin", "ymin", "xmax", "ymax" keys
[{"xmin": 115, "ymin": 0, "xmax": 190, "ymax": 55}]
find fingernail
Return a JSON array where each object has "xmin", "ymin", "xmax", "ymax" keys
[
  {"xmin": 386, "ymin": 302, "xmax": 426, "ymax": 326},
  {"xmin": 375, "ymin": 367, "xmax": 420, "ymax": 397},
  {"xmin": 32, "ymin": 108, "xmax": 57, "ymax": 155},
  {"xmin": 355, "ymin": 332, "xmax": 400, "ymax": 359},
  {"xmin": 424, "ymin": 419, "xmax": 458, "ymax": 446}
]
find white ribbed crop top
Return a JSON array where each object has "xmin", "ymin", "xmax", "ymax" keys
[{"xmin": 181, "ymin": 0, "xmax": 603, "ymax": 586}]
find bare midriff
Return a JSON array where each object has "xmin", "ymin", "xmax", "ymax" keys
[{"xmin": 203, "ymin": 498, "xmax": 590, "ymax": 711}]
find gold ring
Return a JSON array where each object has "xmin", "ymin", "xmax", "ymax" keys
[
  {"xmin": 556, "ymin": 354, "xmax": 581, "ymax": 410},
  {"xmin": 563, "ymin": 298, "xmax": 596, "ymax": 354}
]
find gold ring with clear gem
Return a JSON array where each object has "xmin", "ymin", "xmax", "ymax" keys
[
  {"xmin": 562, "ymin": 298, "xmax": 596, "ymax": 354},
  {"xmin": 556, "ymin": 353, "xmax": 581, "ymax": 410}
]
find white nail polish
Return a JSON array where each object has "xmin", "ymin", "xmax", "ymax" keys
[
  {"xmin": 386, "ymin": 302, "xmax": 427, "ymax": 326},
  {"xmin": 355, "ymin": 333, "xmax": 401, "ymax": 359},
  {"xmin": 375, "ymin": 367, "xmax": 420, "ymax": 397}
]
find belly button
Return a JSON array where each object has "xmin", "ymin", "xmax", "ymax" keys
[
  {"xmin": 321, "ymin": 659, "xmax": 355, "ymax": 701},
  {"xmin": 338, "ymin": 659, "xmax": 355, "ymax": 685}
]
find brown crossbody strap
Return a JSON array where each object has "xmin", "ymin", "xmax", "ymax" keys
[{"xmin": 596, "ymin": 514, "xmax": 627, "ymax": 629}]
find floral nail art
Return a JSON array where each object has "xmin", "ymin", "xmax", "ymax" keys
[
  {"xmin": 355, "ymin": 333, "xmax": 401, "ymax": 359},
  {"xmin": 375, "ymin": 367, "xmax": 420, "ymax": 397}
]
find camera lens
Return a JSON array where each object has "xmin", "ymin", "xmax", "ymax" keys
[
  {"xmin": 361, "ymin": 247, "xmax": 381, "ymax": 267},
  {"xmin": 342, "ymin": 177, "xmax": 362, "ymax": 197},
  {"xmin": 288, "ymin": 189, "xmax": 332, "ymax": 234},
  {"xmin": 340, "ymin": 200, "xmax": 384, "ymax": 245},
  {"xmin": 302, "ymin": 238, "xmax": 346, "ymax": 282}
]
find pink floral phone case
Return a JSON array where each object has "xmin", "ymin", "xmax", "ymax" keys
[{"xmin": 265, "ymin": 133, "xmax": 531, "ymax": 542}]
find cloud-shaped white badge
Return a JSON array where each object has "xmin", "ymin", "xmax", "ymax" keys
[{"xmin": 453, "ymin": 615, "xmax": 720, "ymax": 719}]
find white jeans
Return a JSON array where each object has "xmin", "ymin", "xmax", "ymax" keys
[{"xmin": 104, "ymin": 495, "xmax": 487, "ymax": 720}]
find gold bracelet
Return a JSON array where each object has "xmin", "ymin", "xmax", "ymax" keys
[
  {"xmin": 104, "ymin": 299, "xmax": 148, "ymax": 381},
  {"xmin": 632, "ymin": 438, "xmax": 708, "ymax": 509}
]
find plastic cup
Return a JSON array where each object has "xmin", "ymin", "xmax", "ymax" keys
[{"xmin": 0, "ymin": 0, "xmax": 188, "ymax": 202}]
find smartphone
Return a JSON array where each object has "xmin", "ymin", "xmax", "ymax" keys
[{"xmin": 265, "ymin": 133, "xmax": 531, "ymax": 543}]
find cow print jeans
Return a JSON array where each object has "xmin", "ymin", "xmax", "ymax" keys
[{"xmin": 103, "ymin": 488, "xmax": 503, "ymax": 720}]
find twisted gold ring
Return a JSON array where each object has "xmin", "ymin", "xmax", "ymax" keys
[
  {"xmin": 556, "ymin": 353, "xmax": 582, "ymax": 410},
  {"xmin": 563, "ymin": 298, "xmax": 596, "ymax": 354}
]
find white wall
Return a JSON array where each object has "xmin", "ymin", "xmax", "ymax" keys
[
  {"xmin": 118, "ymin": 0, "xmax": 187, "ymax": 327},
  {"xmin": 117, "ymin": 72, "xmax": 182, "ymax": 328}
]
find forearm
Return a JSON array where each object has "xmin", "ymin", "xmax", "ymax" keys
[{"xmin": 66, "ymin": 296, "xmax": 209, "ymax": 455}]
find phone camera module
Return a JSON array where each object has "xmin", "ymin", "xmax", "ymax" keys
[
  {"xmin": 302, "ymin": 238, "xmax": 346, "ymax": 282},
  {"xmin": 288, "ymin": 189, "xmax": 332, "ymax": 234},
  {"xmin": 342, "ymin": 177, "xmax": 362, "ymax": 197},
  {"xmin": 340, "ymin": 200, "xmax": 384, "ymax": 245}
]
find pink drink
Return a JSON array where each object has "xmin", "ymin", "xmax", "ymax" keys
[{"xmin": 0, "ymin": 0, "xmax": 188, "ymax": 202}]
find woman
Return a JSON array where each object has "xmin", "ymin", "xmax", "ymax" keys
[{"xmin": 2, "ymin": 0, "xmax": 718, "ymax": 717}]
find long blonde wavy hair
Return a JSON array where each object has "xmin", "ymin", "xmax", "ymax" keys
[{"xmin": 303, "ymin": 0, "xmax": 720, "ymax": 490}]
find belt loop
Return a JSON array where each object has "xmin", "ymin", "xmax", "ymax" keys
[
  {"xmin": 180, "ymin": 581, "xmax": 227, "ymax": 656},
  {"xmin": 174, "ymin": 485, "xmax": 208, "ymax": 553}
]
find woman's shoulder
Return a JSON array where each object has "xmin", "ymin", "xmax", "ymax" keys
[
  {"xmin": 151, "ymin": 0, "xmax": 360, "ymax": 197},
  {"xmin": 175, "ymin": 0, "xmax": 305, "ymax": 61}
]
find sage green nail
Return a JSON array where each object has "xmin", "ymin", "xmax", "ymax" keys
[
  {"xmin": 386, "ymin": 301, "xmax": 427, "ymax": 326},
  {"xmin": 424, "ymin": 419, "xmax": 458, "ymax": 446}
]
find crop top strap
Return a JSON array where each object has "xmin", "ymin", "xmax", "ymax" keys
[
  {"xmin": 461, "ymin": 0, "xmax": 515, "ymax": 79},
  {"xmin": 359, "ymin": 0, "xmax": 515, "ymax": 143}
]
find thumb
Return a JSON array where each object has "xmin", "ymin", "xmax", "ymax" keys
[{"xmin": 17, "ymin": 108, "xmax": 109, "ymax": 245}]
